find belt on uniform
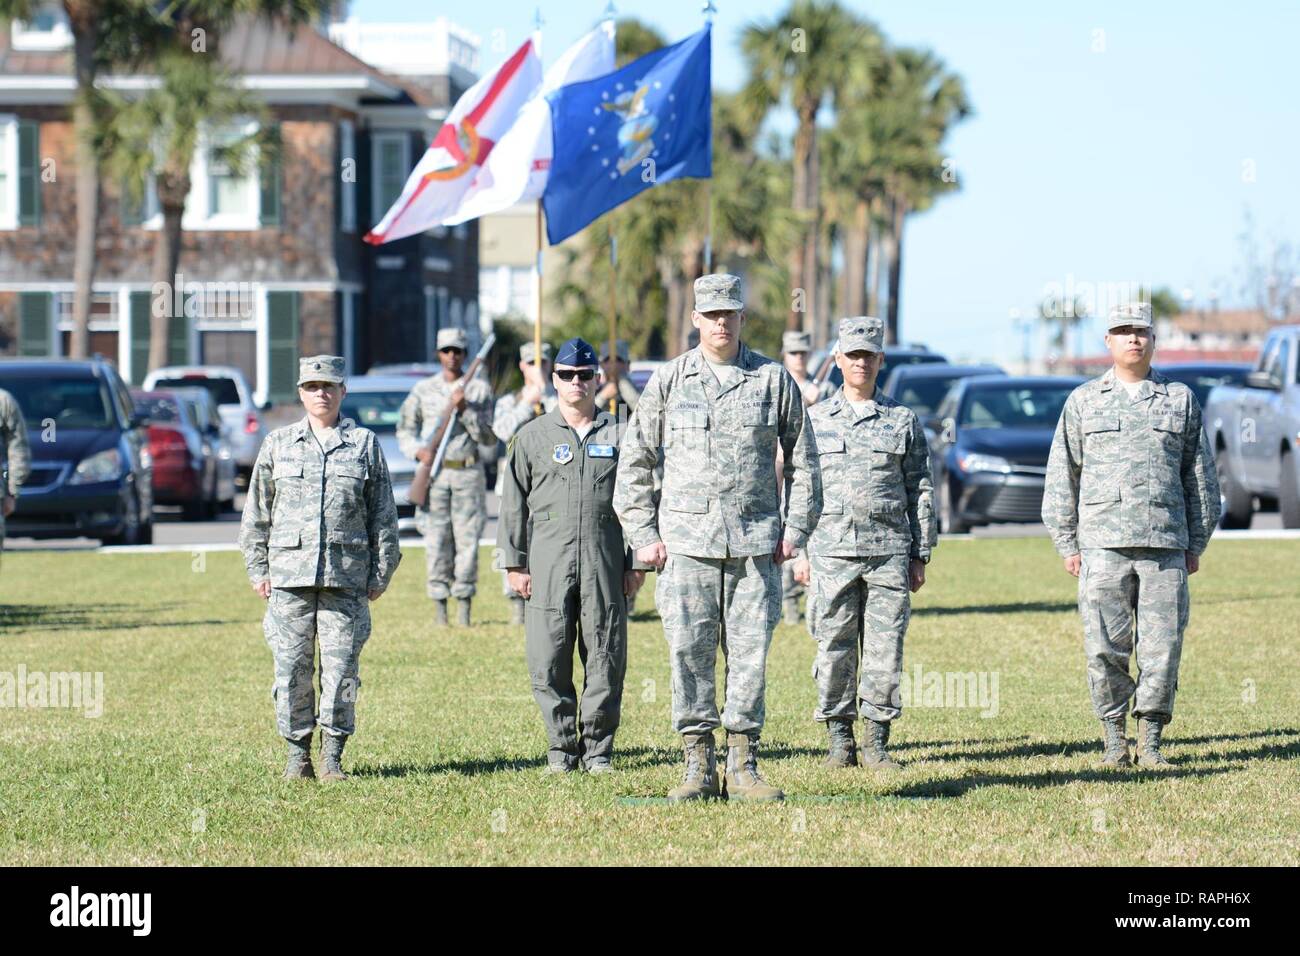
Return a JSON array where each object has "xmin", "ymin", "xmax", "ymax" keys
[{"xmin": 441, "ymin": 459, "xmax": 476, "ymax": 470}]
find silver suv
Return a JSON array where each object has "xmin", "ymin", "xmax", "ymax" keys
[{"xmin": 142, "ymin": 365, "xmax": 265, "ymax": 484}]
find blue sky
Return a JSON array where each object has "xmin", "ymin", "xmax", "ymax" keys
[{"xmin": 354, "ymin": 1, "xmax": 1299, "ymax": 363}]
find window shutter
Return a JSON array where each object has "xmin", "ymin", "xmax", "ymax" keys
[
  {"xmin": 18, "ymin": 292, "xmax": 51, "ymax": 355},
  {"xmin": 168, "ymin": 293, "xmax": 192, "ymax": 366},
  {"xmin": 129, "ymin": 291, "xmax": 151, "ymax": 383},
  {"xmin": 266, "ymin": 291, "xmax": 299, "ymax": 403},
  {"xmin": 17, "ymin": 121, "xmax": 40, "ymax": 226},
  {"xmin": 259, "ymin": 125, "xmax": 281, "ymax": 227}
]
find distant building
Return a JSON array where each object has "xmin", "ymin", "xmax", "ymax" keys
[
  {"xmin": 1070, "ymin": 308, "xmax": 1273, "ymax": 373},
  {"xmin": 0, "ymin": 6, "xmax": 482, "ymax": 405}
]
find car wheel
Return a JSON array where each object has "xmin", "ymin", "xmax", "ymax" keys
[
  {"xmin": 1216, "ymin": 448, "xmax": 1253, "ymax": 529},
  {"xmin": 182, "ymin": 495, "xmax": 205, "ymax": 522},
  {"xmin": 138, "ymin": 517, "xmax": 154, "ymax": 545},
  {"xmin": 104, "ymin": 494, "xmax": 143, "ymax": 546},
  {"xmin": 940, "ymin": 479, "xmax": 969, "ymax": 534},
  {"xmin": 1280, "ymin": 449, "xmax": 1300, "ymax": 530}
]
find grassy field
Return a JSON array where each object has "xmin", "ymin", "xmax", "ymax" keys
[{"xmin": 1, "ymin": 537, "xmax": 1297, "ymax": 866}]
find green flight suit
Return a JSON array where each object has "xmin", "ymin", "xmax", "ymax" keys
[{"xmin": 497, "ymin": 407, "xmax": 632, "ymax": 768}]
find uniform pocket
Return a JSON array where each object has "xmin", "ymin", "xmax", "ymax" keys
[
  {"xmin": 269, "ymin": 530, "xmax": 301, "ymax": 549},
  {"xmin": 667, "ymin": 496, "xmax": 710, "ymax": 514}
]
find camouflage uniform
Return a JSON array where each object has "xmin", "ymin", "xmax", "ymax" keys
[
  {"xmin": 805, "ymin": 319, "xmax": 936, "ymax": 726},
  {"xmin": 493, "ymin": 341, "xmax": 557, "ymax": 615},
  {"xmin": 240, "ymin": 357, "xmax": 402, "ymax": 744},
  {"xmin": 0, "ymin": 388, "xmax": 31, "ymax": 550},
  {"xmin": 778, "ymin": 330, "xmax": 824, "ymax": 622},
  {"xmin": 397, "ymin": 358, "xmax": 495, "ymax": 602},
  {"xmin": 1043, "ymin": 311, "xmax": 1220, "ymax": 727},
  {"xmin": 614, "ymin": 278, "xmax": 821, "ymax": 739},
  {"xmin": 498, "ymin": 381, "xmax": 633, "ymax": 770}
]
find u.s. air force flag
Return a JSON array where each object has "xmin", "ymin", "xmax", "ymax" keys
[{"xmin": 542, "ymin": 25, "xmax": 711, "ymax": 246}]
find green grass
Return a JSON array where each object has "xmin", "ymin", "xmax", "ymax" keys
[{"xmin": 1, "ymin": 537, "xmax": 1297, "ymax": 866}]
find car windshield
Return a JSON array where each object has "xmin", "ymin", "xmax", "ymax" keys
[
  {"xmin": 3, "ymin": 377, "xmax": 115, "ymax": 429},
  {"xmin": 960, "ymin": 384, "xmax": 1074, "ymax": 429},
  {"xmin": 341, "ymin": 391, "xmax": 406, "ymax": 433},
  {"xmin": 1159, "ymin": 369, "xmax": 1249, "ymax": 408},
  {"xmin": 152, "ymin": 376, "xmax": 241, "ymax": 405},
  {"xmin": 135, "ymin": 396, "xmax": 182, "ymax": 424},
  {"xmin": 895, "ymin": 376, "xmax": 972, "ymax": 417}
]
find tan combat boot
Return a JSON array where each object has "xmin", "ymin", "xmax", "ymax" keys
[
  {"xmin": 723, "ymin": 733, "xmax": 785, "ymax": 802},
  {"xmin": 283, "ymin": 734, "xmax": 314, "ymax": 781},
  {"xmin": 861, "ymin": 719, "xmax": 902, "ymax": 770},
  {"xmin": 1099, "ymin": 716, "xmax": 1132, "ymax": 768},
  {"xmin": 823, "ymin": 718, "xmax": 859, "ymax": 768},
  {"xmin": 1135, "ymin": 717, "xmax": 1172, "ymax": 768},
  {"xmin": 319, "ymin": 732, "xmax": 349, "ymax": 782},
  {"xmin": 457, "ymin": 598, "xmax": 472, "ymax": 627},
  {"xmin": 666, "ymin": 733, "xmax": 721, "ymax": 801},
  {"xmin": 433, "ymin": 599, "xmax": 449, "ymax": 626}
]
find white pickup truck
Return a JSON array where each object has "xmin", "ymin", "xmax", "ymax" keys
[{"xmin": 1204, "ymin": 325, "xmax": 1300, "ymax": 528}]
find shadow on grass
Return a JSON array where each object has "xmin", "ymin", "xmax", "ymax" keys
[
  {"xmin": 0, "ymin": 602, "xmax": 241, "ymax": 632},
  {"xmin": 352, "ymin": 745, "xmax": 682, "ymax": 778},
  {"xmin": 913, "ymin": 601, "xmax": 1076, "ymax": 617},
  {"xmin": 890, "ymin": 763, "xmax": 1240, "ymax": 800}
]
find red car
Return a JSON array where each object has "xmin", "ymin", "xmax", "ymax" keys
[{"xmin": 132, "ymin": 390, "xmax": 221, "ymax": 520}]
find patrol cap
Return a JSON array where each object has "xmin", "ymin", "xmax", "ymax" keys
[
  {"xmin": 600, "ymin": 338, "xmax": 630, "ymax": 362},
  {"xmin": 555, "ymin": 337, "xmax": 598, "ymax": 368},
  {"xmin": 838, "ymin": 316, "xmax": 885, "ymax": 354},
  {"xmin": 783, "ymin": 330, "xmax": 812, "ymax": 354},
  {"xmin": 436, "ymin": 327, "xmax": 467, "ymax": 351},
  {"xmin": 520, "ymin": 341, "xmax": 552, "ymax": 364},
  {"xmin": 298, "ymin": 355, "xmax": 346, "ymax": 386},
  {"xmin": 1107, "ymin": 302, "xmax": 1153, "ymax": 332},
  {"xmin": 694, "ymin": 273, "xmax": 744, "ymax": 313}
]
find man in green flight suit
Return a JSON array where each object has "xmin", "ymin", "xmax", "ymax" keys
[{"xmin": 497, "ymin": 337, "xmax": 646, "ymax": 774}]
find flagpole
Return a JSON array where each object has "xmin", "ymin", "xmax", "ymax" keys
[
  {"xmin": 702, "ymin": 0, "xmax": 716, "ymax": 273},
  {"xmin": 607, "ymin": 222, "xmax": 618, "ymax": 415},
  {"xmin": 531, "ymin": 7, "xmax": 546, "ymax": 415}
]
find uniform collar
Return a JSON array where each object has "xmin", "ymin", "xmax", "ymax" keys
[
  {"xmin": 825, "ymin": 386, "xmax": 880, "ymax": 422},
  {"xmin": 1099, "ymin": 366, "xmax": 1168, "ymax": 400},
  {"xmin": 293, "ymin": 415, "xmax": 356, "ymax": 453},
  {"xmin": 545, "ymin": 404, "xmax": 613, "ymax": 435},
  {"xmin": 682, "ymin": 343, "xmax": 760, "ymax": 397}
]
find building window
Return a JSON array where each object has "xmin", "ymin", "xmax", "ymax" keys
[
  {"xmin": 56, "ymin": 291, "xmax": 120, "ymax": 360},
  {"xmin": 206, "ymin": 124, "xmax": 258, "ymax": 221},
  {"xmin": 0, "ymin": 118, "xmax": 13, "ymax": 228},
  {"xmin": 372, "ymin": 133, "xmax": 410, "ymax": 223},
  {"xmin": 11, "ymin": 3, "xmax": 73, "ymax": 51},
  {"xmin": 339, "ymin": 121, "xmax": 357, "ymax": 232}
]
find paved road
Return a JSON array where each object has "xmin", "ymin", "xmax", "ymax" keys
[{"xmin": 5, "ymin": 495, "xmax": 1287, "ymax": 552}]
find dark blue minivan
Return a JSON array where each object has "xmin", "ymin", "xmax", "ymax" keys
[{"xmin": 0, "ymin": 357, "xmax": 153, "ymax": 545}]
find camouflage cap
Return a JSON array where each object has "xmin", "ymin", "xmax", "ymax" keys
[
  {"xmin": 693, "ymin": 273, "xmax": 744, "ymax": 313},
  {"xmin": 298, "ymin": 355, "xmax": 346, "ymax": 386},
  {"xmin": 838, "ymin": 316, "xmax": 884, "ymax": 354},
  {"xmin": 520, "ymin": 341, "xmax": 552, "ymax": 364},
  {"xmin": 782, "ymin": 330, "xmax": 812, "ymax": 354},
  {"xmin": 436, "ymin": 327, "xmax": 468, "ymax": 351},
  {"xmin": 1107, "ymin": 302, "xmax": 1153, "ymax": 331},
  {"xmin": 599, "ymin": 338, "xmax": 630, "ymax": 361}
]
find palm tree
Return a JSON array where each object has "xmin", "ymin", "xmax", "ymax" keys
[
  {"xmin": 100, "ymin": 45, "xmax": 274, "ymax": 372},
  {"xmin": 741, "ymin": 0, "xmax": 882, "ymax": 333}
]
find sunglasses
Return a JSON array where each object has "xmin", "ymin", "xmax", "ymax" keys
[
  {"xmin": 554, "ymin": 368, "xmax": 597, "ymax": 382},
  {"xmin": 439, "ymin": 347, "xmax": 465, "ymax": 355}
]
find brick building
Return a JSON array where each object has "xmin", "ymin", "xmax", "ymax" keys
[{"xmin": 0, "ymin": 8, "xmax": 482, "ymax": 405}]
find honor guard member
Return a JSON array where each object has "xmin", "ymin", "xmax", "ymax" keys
[
  {"xmin": 595, "ymin": 338, "xmax": 640, "ymax": 414},
  {"xmin": 778, "ymin": 330, "xmax": 823, "ymax": 625},
  {"xmin": 494, "ymin": 341, "xmax": 558, "ymax": 625},
  {"xmin": 0, "ymin": 387, "xmax": 31, "ymax": 555},
  {"xmin": 614, "ymin": 273, "xmax": 821, "ymax": 802},
  {"xmin": 792, "ymin": 317, "xmax": 935, "ymax": 769},
  {"xmin": 1043, "ymin": 302, "xmax": 1220, "ymax": 768},
  {"xmin": 498, "ymin": 337, "xmax": 645, "ymax": 774},
  {"xmin": 240, "ymin": 356, "xmax": 402, "ymax": 781},
  {"xmin": 397, "ymin": 328, "xmax": 495, "ymax": 627}
]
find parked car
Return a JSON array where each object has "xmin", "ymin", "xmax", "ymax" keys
[
  {"xmin": 366, "ymin": 362, "xmax": 442, "ymax": 378},
  {"xmin": 1203, "ymin": 326, "xmax": 1300, "ymax": 528},
  {"xmin": 811, "ymin": 344, "xmax": 949, "ymax": 393},
  {"xmin": 141, "ymin": 365, "xmax": 265, "ymax": 485},
  {"xmin": 171, "ymin": 387, "xmax": 238, "ymax": 512},
  {"xmin": 0, "ymin": 357, "xmax": 153, "ymax": 545},
  {"xmin": 132, "ymin": 389, "xmax": 236, "ymax": 519},
  {"xmin": 1155, "ymin": 362, "xmax": 1251, "ymax": 409},
  {"xmin": 931, "ymin": 375, "xmax": 1086, "ymax": 533},
  {"xmin": 881, "ymin": 363, "xmax": 1007, "ymax": 424},
  {"xmin": 339, "ymin": 375, "xmax": 422, "ymax": 531}
]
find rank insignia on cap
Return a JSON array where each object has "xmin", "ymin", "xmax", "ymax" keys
[{"xmin": 553, "ymin": 443, "xmax": 573, "ymax": 464}]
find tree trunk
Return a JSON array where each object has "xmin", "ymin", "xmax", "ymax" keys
[
  {"xmin": 660, "ymin": 255, "xmax": 685, "ymax": 358},
  {"xmin": 149, "ymin": 183, "xmax": 187, "ymax": 373},
  {"xmin": 788, "ymin": 104, "xmax": 819, "ymax": 331},
  {"xmin": 815, "ymin": 222, "xmax": 833, "ymax": 348},
  {"xmin": 867, "ymin": 194, "xmax": 885, "ymax": 317},
  {"xmin": 886, "ymin": 194, "xmax": 908, "ymax": 345},
  {"xmin": 842, "ymin": 198, "xmax": 869, "ymax": 317},
  {"xmin": 68, "ymin": 11, "xmax": 100, "ymax": 360}
]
